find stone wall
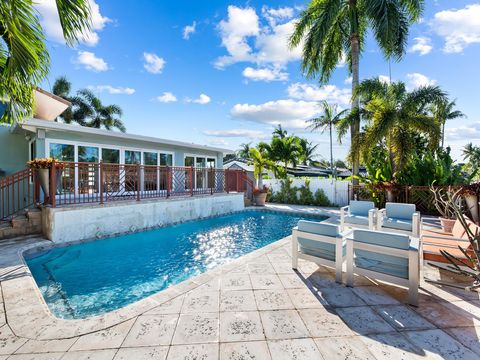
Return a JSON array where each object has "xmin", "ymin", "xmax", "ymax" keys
[{"xmin": 42, "ymin": 193, "xmax": 245, "ymax": 243}]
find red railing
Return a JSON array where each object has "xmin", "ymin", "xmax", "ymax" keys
[
  {"xmin": 0, "ymin": 168, "xmax": 38, "ymax": 220},
  {"xmin": 48, "ymin": 162, "xmax": 248, "ymax": 207}
]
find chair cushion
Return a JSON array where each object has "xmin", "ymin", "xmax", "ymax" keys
[
  {"xmin": 355, "ymin": 250, "xmax": 409, "ymax": 279},
  {"xmin": 345, "ymin": 214, "xmax": 369, "ymax": 226},
  {"xmin": 349, "ymin": 201, "xmax": 375, "ymax": 216},
  {"xmin": 298, "ymin": 220, "xmax": 339, "ymax": 237},
  {"xmin": 385, "ymin": 203, "xmax": 415, "ymax": 220},
  {"xmin": 353, "ymin": 229, "xmax": 410, "ymax": 250},
  {"xmin": 383, "ymin": 217, "xmax": 413, "ymax": 231}
]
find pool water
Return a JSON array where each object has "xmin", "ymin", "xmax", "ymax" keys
[{"xmin": 26, "ymin": 210, "xmax": 326, "ymax": 319}]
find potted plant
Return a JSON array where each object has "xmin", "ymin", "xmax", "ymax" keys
[
  {"xmin": 27, "ymin": 158, "xmax": 64, "ymax": 201},
  {"xmin": 248, "ymin": 148, "xmax": 275, "ymax": 206},
  {"xmin": 431, "ymin": 185, "xmax": 463, "ymax": 233},
  {"xmin": 462, "ymin": 184, "xmax": 479, "ymax": 223}
]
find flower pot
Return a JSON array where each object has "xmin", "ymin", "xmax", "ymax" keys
[
  {"xmin": 464, "ymin": 194, "xmax": 479, "ymax": 223},
  {"xmin": 37, "ymin": 168, "xmax": 50, "ymax": 200},
  {"xmin": 254, "ymin": 192, "xmax": 268, "ymax": 206},
  {"xmin": 440, "ymin": 217, "xmax": 456, "ymax": 233}
]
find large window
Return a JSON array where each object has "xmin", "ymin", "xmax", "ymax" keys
[
  {"xmin": 49, "ymin": 143, "xmax": 74, "ymax": 161},
  {"xmin": 78, "ymin": 146, "xmax": 99, "ymax": 194},
  {"xmin": 207, "ymin": 158, "xmax": 216, "ymax": 188},
  {"xmin": 160, "ymin": 153, "xmax": 173, "ymax": 166},
  {"xmin": 125, "ymin": 150, "xmax": 141, "ymax": 164},
  {"xmin": 196, "ymin": 157, "xmax": 206, "ymax": 188},
  {"xmin": 143, "ymin": 152, "xmax": 158, "ymax": 191},
  {"xmin": 143, "ymin": 152, "xmax": 157, "ymax": 166},
  {"xmin": 78, "ymin": 146, "xmax": 99, "ymax": 163},
  {"xmin": 102, "ymin": 148, "xmax": 120, "ymax": 163}
]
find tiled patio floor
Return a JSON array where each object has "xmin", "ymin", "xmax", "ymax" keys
[{"xmin": 0, "ymin": 235, "xmax": 479, "ymax": 359}]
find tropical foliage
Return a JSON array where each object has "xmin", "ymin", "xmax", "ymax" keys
[
  {"xmin": 0, "ymin": 0, "xmax": 91, "ymax": 123},
  {"xmin": 52, "ymin": 77, "xmax": 126, "ymax": 132},
  {"xmin": 268, "ymin": 178, "xmax": 333, "ymax": 207},
  {"xmin": 290, "ymin": 0, "xmax": 425, "ymax": 183}
]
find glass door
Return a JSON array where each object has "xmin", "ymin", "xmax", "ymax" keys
[
  {"xmin": 196, "ymin": 157, "xmax": 206, "ymax": 189},
  {"xmin": 125, "ymin": 150, "xmax": 141, "ymax": 192},
  {"xmin": 101, "ymin": 148, "xmax": 120, "ymax": 193},
  {"xmin": 184, "ymin": 156, "xmax": 194, "ymax": 191}
]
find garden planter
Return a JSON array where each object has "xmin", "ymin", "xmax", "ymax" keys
[
  {"xmin": 254, "ymin": 192, "xmax": 268, "ymax": 206},
  {"xmin": 440, "ymin": 218, "xmax": 456, "ymax": 233},
  {"xmin": 37, "ymin": 168, "xmax": 63, "ymax": 202},
  {"xmin": 464, "ymin": 194, "xmax": 479, "ymax": 223}
]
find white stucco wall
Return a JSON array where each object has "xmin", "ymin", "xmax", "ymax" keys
[{"xmin": 42, "ymin": 193, "xmax": 244, "ymax": 243}]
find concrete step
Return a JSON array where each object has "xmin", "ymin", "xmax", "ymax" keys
[{"xmin": 11, "ymin": 215, "xmax": 28, "ymax": 228}]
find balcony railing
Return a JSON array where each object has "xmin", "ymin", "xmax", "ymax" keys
[{"xmin": 47, "ymin": 162, "xmax": 250, "ymax": 207}]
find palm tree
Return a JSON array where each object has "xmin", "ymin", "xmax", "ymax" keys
[
  {"xmin": 75, "ymin": 89, "xmax": 126, "ymax": 132},
  {"xmin": 463, "ymin": 143, "xmax": 480, "ymax": 169},
  {"xmin": 0, "ymin": 0, "xmax": 91, "ymax": 123},
  {"xmin": 289, "ymin": 0, "xmax": 424, "ymax": 184},
  {"xmin": 270, "ymin": 136, "xmax": 302, "ymax": 176},
  {"xmin": 431, "ymin": 99, "xmax": 464, "ymax": 148},
  {"xmin": 307, "ymin": 101, "xmax": 348, "ymax": 177},
  {"xmin": 298, "ymin": 138, "xmax": 319, "ymax": 166},
  {"xmin": 237, "ymin": 143, "xmax": 251, "ymax": 159},
  {"xmin": 272, "ymin": 124, "xmax": 287, "ymax": 139},
  {"xmin": 353, "ymin": 78, "xmax": 446, "ymax": 177},
  {"xmin": 248, "ymin": 147, "xmax": 275, "ymax": 188}
]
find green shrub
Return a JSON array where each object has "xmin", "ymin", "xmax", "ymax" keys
[
  {"xmin": 268, "ymin": 179, "xmax": 334, "ymax": 207},
  {"xmin": 314, "ymin": 188, "xmax": 333, "ymax": 206},
  {"xmin": 298, "ymin": 179, "xmax": 315, "ymax": 205}
]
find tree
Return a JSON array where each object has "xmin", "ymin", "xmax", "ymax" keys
[
  {"xmin": 248, "ymin": 148, "xmax": 275, "ymax": 188},
  {"xmin": 75, "ymin": 89, "xmax": 126, "ymax": 132},
  {"xmin": 298, "ymin": 138, "xmax": 319, "ymax": 166},
  {"xmin": 353, "ymin": 78, "xmax": 446, "ymax": 178},
  {"xmin": 307, "ymin": 101, "xmax": 347, "ymax": 177},
  {"xmin": 272, "ymin": 124, "xmax": 287, "ymax": 139},
  {"xmin": 289, "ymin": 0, "xmax": 424, "ymax": 184},
  {"xmin": 0, "ymin": 0, "xmax": 91, "ymax": 123},
  {"xmin": 463, "ymin": 143, "xmax": 480, "ymax": 169},
  {"xmin": 270, "ymin": 136, "xmax": 302, "ymax": 176},
  {"xmin": 237, "ymin": 143, "xmax": 251, "ymax": 159},
  {"xmin": 431, "ymin": 99, "xmax": 464, "ymax": 148}
]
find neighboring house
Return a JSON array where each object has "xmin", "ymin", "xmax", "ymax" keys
[{"xmin": 0, "ymin": 89, "xmax": 231, "ymax": 177}]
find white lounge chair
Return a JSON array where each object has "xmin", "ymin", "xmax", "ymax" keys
[
  {"xmin": 377, "ymin": 202, "xmax": 420, "ymax": 236},
  {"xmin": 292, "ymin": 220, "xmax": 349, "ymax": 283},
  {"xmin": 346, "ymin": 229, "xmax": 420, "ymax": 306},
  {"xmin": 340, "ymin": 200, "xmax": 376, "ymax": 231}
]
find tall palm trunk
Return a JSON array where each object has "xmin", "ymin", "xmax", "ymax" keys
[
  {"xmin": 349, "ymin": 0, "xmax": 360, "ymax": 187},
  {"xmin": 329, "ymin": 120, "xmax": 334, "ymax": 178},
  {"xmin": 441, "ymin": 120, "xmax": 445, "ymax": 148}
]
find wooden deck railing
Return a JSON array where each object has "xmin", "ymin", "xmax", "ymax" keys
[
  {"xmin": 48, "ymin": 162, "xmax": 250, "ymax": 207},
  {"xmin": 0, "ymin": 168, "xmax": 38, "ymax": 220}
]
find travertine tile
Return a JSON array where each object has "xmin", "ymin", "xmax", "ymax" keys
[
  {"xmin": 166, "ymin": 343, "xmax": 218, "ymax": 359},
  {"xmin": 16, "ymin": 338, "xmax": 77, "ymax": 354},
  {"xmin": 404, "ymin": 329, "xmax": 478, "ymax": 360},
  {"xmin": 250, "ymin": 274, "xmax": 283, "ymax": 290},
  {"xmin": 181, "ymin": 291, "xmax": 219, "ymax": 314},
  {"xmin": 62, "ymin": 350, "xmax": 117, "ymax": 360},
  {"xmin": 286, "ymin": 288, "xmax": 326, "ymax": 309},
  {"xmin": 260, "ymin": 310, "xmax": 309, "ymax": 340},
  {"xmin": 315, "ymin": 336, "xmax": 375, "ymax": 359},
  {"xmin": 318, "ymin": 286, "xmax": 367, "ymax": 308},
  {"xmin": 219, "ymin": 311, "xmax": 264, "ymax": 342},
  {"xmin": 71, "ymin": 319, "xmax": 135, "ymax": 351},
  {"xmin": 272, "ymin": 262, "xmax": 296, "ymax": 274},
  {"xmin": 254, "ymin": 290, "xmax": 294, "ymax": 311},
  {"xmin": 298, "ymin": 308, "xmax": 354, "ymax": 337},
  {"xmin": 414, "ymin": 301, "xmax": 473, "ymax": 328},
  {"xmin": 446, "ymin": 326, "xmax": 480, "ymax": 355},
  {"xmin": 8, "ymin": 354, "xmax": 64, "ymax": 360},
  {"xmin": 171, "ymin": 313, "xmax": 219, "ymax": 345},
  {"xmin": 145, "ymin": 295, "xmax": 185, "ymax": 315},
  {"xmin": 228, "ymin": 265, "xmax": 249, "ymax": 274},
  {"xmin": 0, "ymin": 324, "xmax": 27, "ymax": 355},
  {"xmin": 221, "ymin": 274, "xmax": 252, "ymax": 291},
  {"xmin": 336, "ymin": 306, "xmax": 396, "ymax": 335},
  {"xmin": 113, "ymin": 346, "xmax": 168, "ymax": 360},
  {"xmin": 220, "ymin": 290, "xmax": 257, "ymax": 312},
  {"xmin": 360, "ymin": 333, "xmax": 427, "ymax": 360},
  {"xmin": 220, "ymin": 341, "xmax": 271, "ymax": 360},
  {"xmin": 122, "ymin": 315, "xmax": 178, "ymax": 347},
  {"xmin": 307, "ymin": 271, "xmax": 339, "ymax": 289},
  {"xmin": 247, "ymin": 262, "xmax": 276, "ymax": 275},
  {"xmin": 351, "ymin": 286, "xmax": 401, "ymax": 305},
  {"xmin": 374, "ymin": 305, "xmax": 436, "ymax": 331},
  {"xmin": 267, "ymin": 339, "xmax": 320, "ymax": 360}
]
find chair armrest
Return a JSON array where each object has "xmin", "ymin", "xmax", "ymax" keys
[
  {"xmin": 421, "ymin": 234, "xmax": 471, "ymax": 243},
  {"xmin": 292, "ymin": 226, "xmax": 298, "ymax": 231},
  {"xmin": 409, "ymin": 237, "xmax": 419, "ymax": 251},
  {"xmin": 340, "ymin": 229, "xmax": 354, "ymax": 238},
  {"xmin": 379, "ymin": 208, "xmax": 386, "ymax": 214},
  {"xmin": 340, "ymin": 206, "xmax": 349, "ymax": 214}
]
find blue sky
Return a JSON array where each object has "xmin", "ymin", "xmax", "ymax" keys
[{"xmin": 37, "ymin": 0, "xmax": 480, "ymax": 161}]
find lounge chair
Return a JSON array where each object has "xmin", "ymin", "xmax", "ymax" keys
[
  {"xmin": 377, "ymin": 202, "xmax": 420, "ymax": 237},
  {"xmin": 340, "ymin": 200, "xmax": 376, "ymax": 231},
  {"xmin": 421, "ymin": 217, "xmax": 477, "ymax": 266},
  {"xmin": 292, "ymin": 220, "xmax": 348, "ymax": 283},
  {"xmin": 346, "ymin": 229, "xmax": 420, "ymax": 306}
]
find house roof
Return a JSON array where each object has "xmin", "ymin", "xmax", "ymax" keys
[
  {"xmin": 15, "ymin": 118, "xmax": 234, "ymax": 154},
  {"xmin": 223, "ymin": 160, "xmax": 254, "ymax": 172}
]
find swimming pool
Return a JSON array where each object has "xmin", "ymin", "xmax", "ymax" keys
[{"xmin": 25, "ymin": 210, "xmax": 326, "ymax": 319}]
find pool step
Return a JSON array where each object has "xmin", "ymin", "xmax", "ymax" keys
[{"xmin": 0, "ymin": 209, "xmax": 42, "ymax": 240}]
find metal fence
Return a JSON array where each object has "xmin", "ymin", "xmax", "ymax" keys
[{"xmin": 0, "ymin": 168, "xmax": 37, "ymax": 220}]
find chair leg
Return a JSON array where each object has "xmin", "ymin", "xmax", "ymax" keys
[
  {"xmin": 335, "ymin": 239, "xmax": 343, "ymax": 284},
  {"xmin": 346, "ymin": 239, "xmax": 354, "ymax": 287},
  {"xmin": 292, "ymin": 231, "xmax": 298, "ymax": 270},
  {"xmin": 408, "ymin": 249, "xmax": 419, "ymax": 306}
]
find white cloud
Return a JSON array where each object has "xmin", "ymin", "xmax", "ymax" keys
[
  {"xmin": 406, "ymin": 73, "xmax": 436, "ymax": 89},
  {"xmin": 215, "ymin": 6, "xmax": 260, "ymax": 68},
  {"xmin": 261, "ymin": 6, "xmax": 294, "ymax": 26},
  {"xmin": 186, "ymin": 93, "xmax": 211, "ymax": 105},
  {"xmin": 445, "ymin": 122, "xmax": 480, "ymax": 141},
  {"xmin": 208, "ymin": 138, "xmax": 230, "ymax": 146},
  {"xmin": 74, "ymin": 51, "xmax": 109, "ymax": 72},
  {"xmin": 156, "ymin": 92, "xmax": 177, "ymax": 103},
  {"xmin": 203, "ymin": 129, "xmax": 268, "ymax": 139},
  {"xmin": 231, "ymin": 99, "xmax": 320, "ymax": 129},
  {"xmin": 431, "ymin": 4, "xmax": 480, "ymax": 53},
  {"xmin": 36, "ymin": 0, "xmax": 110, "ymax": 46},
  {"xmin": 408, "ymin": 37, "xmax": 433, "ymax": 55},
  {"xmin": 242, "ymin": 66, "xmax": 288, "ymax": 82},
  {"xmin": 378, "ymin": 75, "xmax": 391, "ymax": 84},
  {"xmin": 287, "ymin": 83, "xmax": 352, "ymax": 106},
  {"xmin": 344, "ymin": 76, "xmax": 352, "ymax": 84},
  {"xmin": 183, "ymin": 21, "xmax": 196, "ymax": 40},
  {"xmin": 143, "ymin": 52, "xmax": 166, "ymax": 74},
  {"xmin": 89, "ymin": 85, "xmax": 135, "ymax": 94}
]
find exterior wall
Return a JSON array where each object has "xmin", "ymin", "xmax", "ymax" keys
[
  {"xmin": 42, "ymin": 193, "xmax": 244, "ymax": 243},
  {"xmin": 0, "ymin": 125, "xmax": 29, "ymax": 175}
]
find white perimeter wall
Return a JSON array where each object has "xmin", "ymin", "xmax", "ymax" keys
[
  {"xmin": 42, "ymin": 193, "xmax": 245, "ymax": 243},
  {"xmin": 264, "ymin": 178, "xmax": 350, "ymax": 207}
]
